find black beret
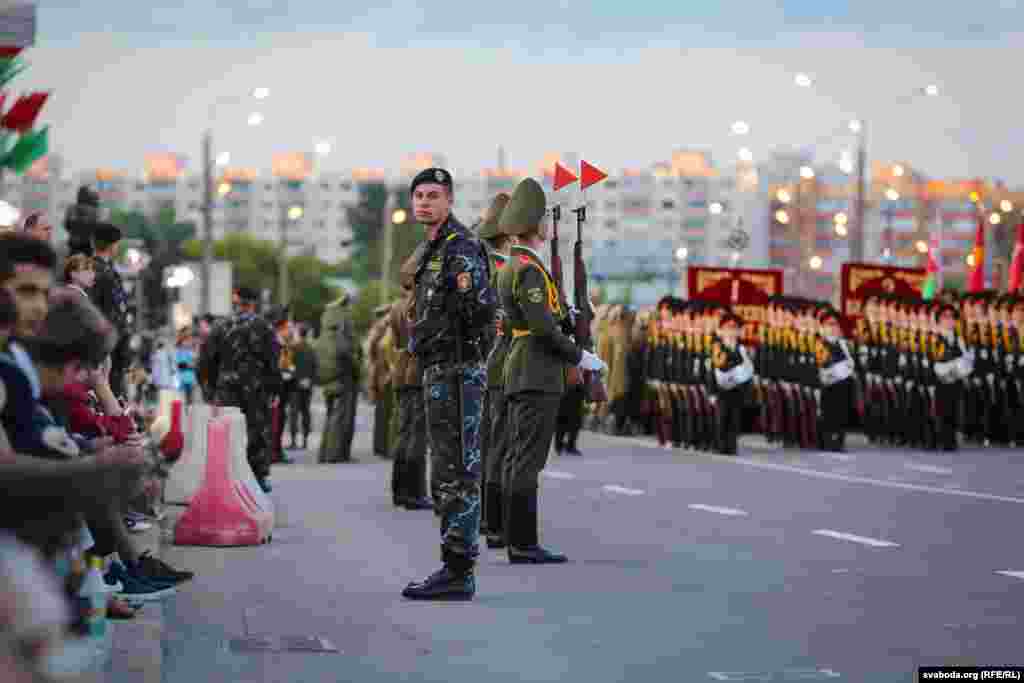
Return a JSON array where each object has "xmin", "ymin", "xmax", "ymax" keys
[
  {"xmin": 236, "ymin": 287, "xmax": 260, "ymax": 303},
  {"xmin": 410, "ymin": 168, "xmax": 453, "ymax": 196},
  {"xmin": 93, "ymin": 222, "xmax": 122, "ymax": 244}
]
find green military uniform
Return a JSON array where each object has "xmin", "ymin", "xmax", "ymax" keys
[
  {"xmin": 499, "ymin": 178, "xmax": 583, "ymax": 564},
  {"xmin": 475, "ymin": 193, "xmax": 513, "ymax": 546},
  {"xmin": 367, "ymin": 306, "xmax": 394, "ymax": 460},
  {"xmin": 317, "ymin": 294, "xmax": 360, "ymax": 464},
  {"xmin": 389, "ymin": 246, "xmax": 432, "ymax": 510}
]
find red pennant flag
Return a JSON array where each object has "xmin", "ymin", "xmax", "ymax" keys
[
  {"xmin": 552, "ymin": 162, "xmax": 578, "ymax": 191},
  {"xmin": 1009, "ymin": 220, "xmax": 1024, "ymax": 292},
  {"xmin": 0, "ymin": 47, "xmax": 23, "ymax": 59},
  {"xmin": 580, "ymin": 160, "xmax": 607, "ymax": 190},
  {"xmin": 967, "ymin": 213, "xmax": 986, "ymax": 293},
  {"xmin": 1, "ymin": 92, "xmax": 49, "ymax": 132}
]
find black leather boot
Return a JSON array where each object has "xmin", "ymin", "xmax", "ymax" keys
[
  {"xmin": 507, "ymin": 491, "xmax": 567, "ymax": 565},
  {"xmin": 485, "ymin": 483, "xmax": 505, "ymax": 548},
  {"xmin": 391, "ymin": 458, "xmax": 407, "ymax": 507},
  {"xmin": 401, "ymin": 548, "xmax": 475, "ymax": 601},
  {"xmin": 403, "ymin": 458, "xmax": 433, "ymax": 510}
]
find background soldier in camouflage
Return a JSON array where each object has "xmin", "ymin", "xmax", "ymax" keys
[
  {"xmin": 367, "ymin": 305, "xmax": 395, "ymax": 460},
  {"xmin": 403, "ymin": 168, "xmax": 497, "ymax": 601},
  {"xmin": 90, "ymin": 222, "xmax": 131, "ymax": 397},
  {"xmin": 315, "ymin": 292, "xmax": 360, "ymax": 464},
  {"xmin": 388, "ymin": 247, "xmax": 432, "ymax": 510},
  {"xmin": 198, "ymin": 287, "xmax": 280, "ymax": 493}
]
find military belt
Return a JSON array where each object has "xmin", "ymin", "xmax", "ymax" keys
[{"xmin": 511, "ymin": 328, "xmax": 531, "ymax": 339}]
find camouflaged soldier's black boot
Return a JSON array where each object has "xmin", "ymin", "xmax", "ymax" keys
[
  {"xmin": 403, "ymin": 459, "xmax": 433, "ymax": 510},
  {"xmin": 484, "ymin": 484, "xmax": 506, "ymax": 548},
  {"xmin": 401, "ymin": 548, "xmax": 475, "ymax": 601}
]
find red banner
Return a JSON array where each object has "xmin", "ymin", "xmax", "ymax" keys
[
  {"xmin": 688, "ymin": 266, "xmax": 784, "ymax": 344},
  {"xmin": 840, "ymin": 262, "xmax": 926, "ymax": 322}
]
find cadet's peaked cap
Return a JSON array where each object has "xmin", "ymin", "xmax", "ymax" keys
[
  {"xmin": 499, "ymin": 178, "xmax": 546, "ymax": 236},
  {"xmin": 410, "ymin": 168, "xmax": 453, "ymax": 196},
  {"xmin": 935, "ymin": 303, "xmax": 959, "ymax": 321},
  {"xmin": 236, "ymin": 287, "xmax": 260, "ymax": 303},
  {"xmin": 721, "ymin": 313, "xmax": 744, "ymax": 328},
  {"xmin": 477, "ymin": 193, "xmax": 511, "ymax": 241},
  {"xmin": 819, "ymin": 309, "xmax": 842, "ymax": 324},
  {"xmin": 93, "ymin": 222, "xmax": 122, "ymax": 244}
]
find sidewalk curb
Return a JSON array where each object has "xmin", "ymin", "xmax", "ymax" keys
[{"xmin": 106, "ymin": 518, "xmax": 166, "ymax": 683}]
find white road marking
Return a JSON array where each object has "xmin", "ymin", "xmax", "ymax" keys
[
  {"xmin": 601, "ymin": 484, "xmax": 645, "ymax": 496},
  {"xmin": 600, "ymin": 433, "xmax": 1024, "ymax": 505},
  {"xmin": 542, "ymin": 470, "xmax": 576, "ymax": 480},
  {"xmin": 688, "ymin": 504, "xmax": 749, "ymax": 517},
  {"xmin": 995, "ymin": 570, "xmax": 1024, "ymax": 580},
  {"xmin": 708, "ymin": 671, "xmax": 840, "ymax": 681},
  {"xmin": 904, "ymin": 462, "xmax": 954, "ymax": 476},
  {"xmin": 819, "ymin": 452, "xmax": 854, "ymax": 462},
  {"xmin": 812, "ymin": 529, "xmax": 899, "ymax": 548}
]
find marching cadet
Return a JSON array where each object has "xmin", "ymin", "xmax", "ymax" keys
[
  {"xmin": 1006, "ymin": 298, "xmax": 1024, "ymax": 447},
  {"xmin": 498, "ymin": 178, "xmax": 605, "ymax": 564},
  {"xmin": 476, "ymin": 193, "xmax": 513, "ymax": 549},
  {"xmin": 388, "ymin": 248, "xmax": 432, "ymax": 510},
  {"xmin": 815, "ymin": 309, "xmax": 855, "ymax": 452},
  {"xmin": 932, "ymin": 301, "xmax": 973, "ymax": 450},
  {"xmin": 403, "ymin": 168, "xmax": 497, "ymax": 601},
  {"xmin": 709, "ymin": 312, "xmax": 753, "ymax": 455}
]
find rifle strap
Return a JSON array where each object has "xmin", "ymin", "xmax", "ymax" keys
[{"xmin": 512, "ymin": 259, "xmax": 562, "ymax": 318}]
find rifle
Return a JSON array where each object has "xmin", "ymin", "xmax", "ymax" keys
[
  {"xmin": 549, "ymin": 206, "xmax": 575, "ymax": 338},
  {"xmin": 571, "ymin": 205, "xmax": 608, "ymax": 403}
]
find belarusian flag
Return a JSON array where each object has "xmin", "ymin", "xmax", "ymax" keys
[{"xmin": 922, "ymin": 235, "xmax": 941, "ymax": 300}]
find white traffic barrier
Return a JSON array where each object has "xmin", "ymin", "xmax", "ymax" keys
[
  {"xmin": 165, "ymin": 403, "xmax": 214, "ymax": 505},
  {"xmin": 222, "ymin": 409, "xmax": 275, "ymax": 529}
]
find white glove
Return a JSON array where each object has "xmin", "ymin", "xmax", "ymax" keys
[{"xmin": 578, "ymin": 350, "xmax": 606, "ymax": 372}]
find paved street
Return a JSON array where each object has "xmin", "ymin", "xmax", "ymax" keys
[{"xmin": 155, "ymin": 400, "xmax": 1024, "ymax": 682}]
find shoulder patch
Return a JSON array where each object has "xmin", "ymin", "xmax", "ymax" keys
[
  {"xmin": 527, "ymin": 287, "xmax": 544, "ymax": 304},
  {"xmin": 518, "ymin": 254, "xmax": 531, "ymax": 265}
]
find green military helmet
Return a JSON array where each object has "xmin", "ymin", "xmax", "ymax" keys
[
  {"xmin": 477, "ymin": 193, "xmax": 511, "ymax": 241},
  {"xmin": 498, "ymin": 178, "xmax": 546, "ymax": 237}
]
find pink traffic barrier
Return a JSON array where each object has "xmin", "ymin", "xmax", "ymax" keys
[
  {"xmin": 222, "ymin": 409, "xmax": 275, "ymax": 529},
  {"xmin": 173, "ymin": 418, "xmax": 268, "ymax": 547}
]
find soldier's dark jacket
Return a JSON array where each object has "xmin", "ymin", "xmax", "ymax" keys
[
  {"xmin": 199, "ymin": 312, "xmax": 281, "ymax": 400},
  {"xmin": 411, "ymin": 216, "xmax": 497, "ymax": 365}
]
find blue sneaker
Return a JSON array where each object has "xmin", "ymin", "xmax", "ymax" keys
[{"xmin": 105, "ymin": 561, "xmax": 177, "ymax": 602}]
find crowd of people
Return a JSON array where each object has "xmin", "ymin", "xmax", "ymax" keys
[{"xmin": 0, "ymin": 190, "xmax": 196, "ymax": 680}]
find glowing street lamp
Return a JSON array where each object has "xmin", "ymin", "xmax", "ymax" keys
[
  {"xmin": 731, "ymin": 121, "xmax": 750, "ymax": 135},
  {"xmin": 776, "ymin": 189, "xmax": 792, "ymax": 204},
  {"xmin": 795, "ymin": 73, "xmax": 813, "ymax": 88},
  {"xmin": 799, "ymin": 166, "xmax": 815, "ymax": 179},
  {"xmin": 315, "ymin": 141, "xmax": 332, "ymax": 157},
  {"xmin": 886, "ymin": 188, "xmax": 900, "ymax": 201},
  {"xmin": 0, "ymin": 201, "xmax": 21, "ymax": 228},
  {"xmin": 809, "ymin": 255, "xmax": 823, "ymax": 270},
  {"xmin": 924, "ymin": 84, "xmax": 939, "ymax": 97},
  {"xmin": 834, "ymin": 212, "xmax": 848, "ymax": 226},
  {"xmin": 252, "ymin": 87, "xmax": 271, "ymax": 100},
  {"xmin": 834, "ymin": 224, "xmax": 848, "ymax": 237},
  {"xmin": 1000, "ymin": 200, "xmax": 1013, "ymax": 212},
  {"xmin": 990, "ymin": 212, "xmax": 1002, "ymax": 225},
  {"xmin": 738, "ymin": 147, "xmax": 753, "ymax": 162},
  {"xmin": 893, "ymin": 165, "xmax": 905, "ymax": 177},
  {"xmin": 775, "ymin": 210, "xmax": 790, "ymax": 225},
  {"xmin": 247, "ymin": 112, "xmax": 264, "ymax": 127},
  {"xmin": 392, "ymin": 208, "xmax": 407, "ymax": 225},
  {"xmin": 915, "ymin": 240, "xmax": 929, "ymax": 254},
  {"xmin": 849, "ymin": 119, "xmax": 863, "ymax": 133},
  {"xmin": 287, "ymin": 206, "xmax": 304, "ymax": 221},
  {"xmin": 967, "ymin": 253, "xmax": 977, "ymax": 267},
  {"xmin": 675, "ymin": 247, "xmax": 688, "ymax": 261},
  {"xmin": 217, "ymin": 182, "xmax": 232, "ymax": 196},
  {"xmin": 709, "ymin": 202, "xmax": 724, "ymax": 215}
]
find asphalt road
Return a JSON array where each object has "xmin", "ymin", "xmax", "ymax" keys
[{"xmin": 156, "ymin": 400, "xmax": 1024, "ymax": 682}]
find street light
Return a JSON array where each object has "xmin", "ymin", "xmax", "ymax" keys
[
  {"xmin": 775, "ymin": 209, "xmax": 790, "ymax": 224},
  {"xmin": 834, "ymin": 212, "xmax": 849, "ymax": 226},
  {"xmin": 737, "ymin": 147, "xmax": 753, "ymax": 162},
  {"xmin": 990, "ymin": 212, "xmax": 1002, "ymax": 225},
  {"xmin": 709, "ymin": 202, "xmax": 724, "ymax": 215},
  {"xmin": 392, "ymin": 208, "xmax": 407, "ymax": 225},
  {"xmin": 247, "ymin": 112, "xmax": 264, "ymax": 127},
  {"xmin": 215, "ymin": 152, "xmax": 230, "ymax": 166},
  {"xmin": 809, "ymin": 255, "xmax": 823, "ymax": 270},
  {"xmin": 795, "ymin": 73, "xmax": 813, "ymax": 88},
  {"xmin": 799, "ymin": 166, "xmax": 815, "ymax": 179},
  {"xmin": 915, "ymin": 240, "xmax": 929, "ymax": 254},
  {"xmin": 279, "ymin": 204, "xmax": 304, "ymax": 305},
  {"xmin": 675, "ymin": 246, "xmax": 688, "ymax": 261},
  {"xmin": 776, "ymin": 189, "xmax": 792, "ymax": 204},
  {"xmin": 731, "ymin": 121, "xmax": 750, "ymax": 135},
  {"xmin": 0, "ymin": 200, "xmax": 20, "ymax": 228},
  {"xmin": 217, "ymin": 182, "xmax": 232, "ymax": 196},
  {"xmin": 886, "ymin": 188, "xmax": 900, "ymax": 201},
  {"xmin": 834, "ymin": 224, "xmax": 848, "ymax": 237},
  {"xmin": 1001, "ymin": 200, "xmax": 1014, "ymax": 212},
  {"xmin": 925, "ymin": 84, "xmax": 940, "ymax": 97},
  {"xmin": 315, "ymin": 141, "xmax": 332, "ymax": 157},
  {"xmin": 893, "ymin": 164, "xmax": 905, "ymax": 177},
  {"xmin": 967, "ymin": 253, "xmax": 977, "ymax": 267},
  {"xmin": 848, "ymin": 119, "xmax": 863, "ymax": 133},
  {"xmin": 201, "ymin": 87, "xmax": 270, "ymax": 316}
]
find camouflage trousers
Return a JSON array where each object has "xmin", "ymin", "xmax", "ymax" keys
[
  {"xmin": 423, "ymin": 362, "xmax": 486, "ymax": 572},
  {"xmin": 214, "ymin": 386, "xmax": 272, "ymax": 480}
]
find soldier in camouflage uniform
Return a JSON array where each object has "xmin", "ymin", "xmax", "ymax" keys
[
  {"xmin": 198, "ymin": 287, "xmax": 280, "ymax": 493},
  {"xmin": 498, "ymin": 178, "xmax": 605, "ymax": 565},
  {"xmin": 367, "ymin": 306, "xmax": 395, "ymax": 459},
  {"xmin": 90, "ymin": 222, "xmax": 131, "ymax": 397},
  {"xmin": 402, "ymin": 168, "xmax": 498, "ymax": 601},
  {"xmin": 388, "ymin": 246, "xmax": 433, "ymax": 510},
  {"xmin": 475, "ymin": 193, "xmax": 513, "ymax": 548}
]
